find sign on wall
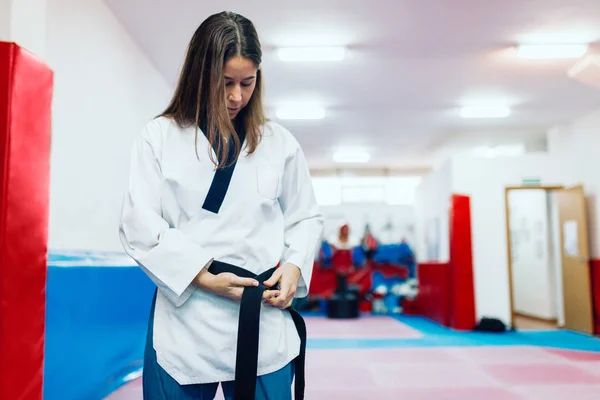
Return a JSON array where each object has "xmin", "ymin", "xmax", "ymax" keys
[{"xmin": 563, "ymin": 220, "xmax": 579, "ymax": 257}]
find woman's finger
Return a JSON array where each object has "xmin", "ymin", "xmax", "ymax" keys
[
  {"xmin": 274, "ymin": 280, "xmax": 290, "ymax": 307},
  {"xmin": 232, "ymin": 276, "xmax": 259, "ymax": 287},
  {"xmin": 262, "ymin": 290, "xmax": 280, "ymax": 301},
  {"xmin": 284, "ymin": 298, "xmax": 294, "ymax": 309},
  {"xmin": 274, "ymin": 297, "xmax": 293, "ymax": 310},
  {"xmin": 263, "ymin": 269, "xmax": 282, "ymax": 288},
  {"xmin": 228, "ymin": 287, "xmax": 244, "ymax": 300}
]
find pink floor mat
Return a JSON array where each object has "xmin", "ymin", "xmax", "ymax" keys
[
  {"xmin": 106, "ymin": 346, "xmax": 600, "ymax": 400},
  {"xmin": 304, "ymin": 316, "xmax": 424, "ymax": 339}
]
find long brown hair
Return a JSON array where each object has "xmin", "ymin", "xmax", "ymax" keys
[{"xmin": 160, "ymin": 11, "xmax": 266, "ymax": 168}]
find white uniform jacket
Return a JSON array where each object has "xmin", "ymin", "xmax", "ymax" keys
[{"xmin": 119, "ymin": 117, "xmax": 324, "ymax": 384}]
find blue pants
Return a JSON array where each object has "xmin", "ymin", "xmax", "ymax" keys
[{"xmin": 142, "ymin": 292, "xmax": 294, "ymax": 399}]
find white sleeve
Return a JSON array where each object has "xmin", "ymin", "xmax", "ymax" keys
[
  {"xmin": 119, "ymin": 129, "xmax": 213, "ymax": 307},
  {"xmin": 278, "ymin": 141, "xmax": 324, "ymax": 298}
]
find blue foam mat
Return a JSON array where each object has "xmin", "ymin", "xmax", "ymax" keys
[{"xmin": 44, "ymin": 253, "xmax": 155, "ymax": 400}]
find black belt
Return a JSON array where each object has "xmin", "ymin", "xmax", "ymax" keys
[{"xmin": 208, "ymin": 260, "xmax": 307, "ymax": 400}]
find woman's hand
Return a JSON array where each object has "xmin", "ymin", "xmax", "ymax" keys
[
  {"xmin": 194, "ymin": 268, "xmax": 279, "ymax": 302},
  {"xmin": 263, "ymin": 263, "xmax": 301, "ymax": 309}
]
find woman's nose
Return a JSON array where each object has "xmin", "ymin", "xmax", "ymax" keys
[{"xmin": 228, "ymin": 86, "xmax": 242, "ymax": 103}]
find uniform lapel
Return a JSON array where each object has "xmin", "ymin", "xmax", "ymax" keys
[{"xmin": 201, "ymin": 119, "xmax": 246, "ymax": 214}]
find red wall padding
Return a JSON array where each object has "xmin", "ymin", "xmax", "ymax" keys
[
  {"xmin": 412, "ymin": 262, "xmax": 451, "ymax": 326},
  {"xmin": 591, "ymin": 259, "xmax": 600, "ymax": 336},
  {"xmin": 448, "ymin": 194, "xmax": 476, "ymax": 330},
  {"xmin": 410, "ymin": 194, "xmax": 477, "ymax": 330},
  {"xmin": 0, "ymin": 42, "xmax": 53, "ymax": 400}
]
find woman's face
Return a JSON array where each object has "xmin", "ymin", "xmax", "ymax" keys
[{"xmin": 223, "ymin": 56, "xmax": 258, "ymax": 119}]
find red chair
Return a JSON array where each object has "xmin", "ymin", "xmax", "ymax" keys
[{"xmin": 332, "ymin": 249, "xmax": 353, "ymax": 276}]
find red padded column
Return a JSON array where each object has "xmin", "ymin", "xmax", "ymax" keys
[
  {"xmin": 0, "ymin": 42, "xmax": 53, "ymax": 400},
  {"xmin": 448, "ymin": 194, "xmax": 476, "ymax": 330}
]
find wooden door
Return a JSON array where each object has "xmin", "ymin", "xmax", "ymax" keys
[{"xmin": 557, "ymin": 185, "xmax": 594, "ymax": 334}]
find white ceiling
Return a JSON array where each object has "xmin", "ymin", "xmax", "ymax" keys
[{"xmin": 104, "ymin": 0, "xmax": 600, "ymax": 172}]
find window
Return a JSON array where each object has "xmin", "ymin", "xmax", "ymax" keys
[
  {"xmin": 311, "ymin": 175, "xmax": 422, "ymax": 206},
  {"xmin": 311, "ymin": 177, "xmax": 342, "ymax": 205}
]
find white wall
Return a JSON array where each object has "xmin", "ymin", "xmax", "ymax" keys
[
  {"xmin": 414, "ymin": 106, "xmax": 600, "ymax": 326},
  {"xmin": 507, "ymin": 189, "xmax": 556, "ymax": 320},
  {"xmin": 0, "ymin": 0, "xmax": 47, "ymax": 57},
  {"xmin": 450, "ymin": 154, "xmax": 577, "ymax": 325},
  {"xmin": 0, "ymin": 0, "xmax": 12, "ymax": 42},
  {"xmin": 548, "ymin": 108, "xmax": 600, "ymax": 259},
  {"xmin": 320, "ymin": 203, "xmax": 416, "ymax": 248},
  {"xmin": 11, "ymin": 0, "xmax": 47, "ymax": 56},
  {"xmin": 313, "ymin": 175, "xmax": 420, "ymax": 251},
  {"xmin": 414, "ymin": 160, "xmax": 452, "ymax": 263},
  {"xmin": 45, "ymin": 0, "xmax": 172, "ymax": 251}
]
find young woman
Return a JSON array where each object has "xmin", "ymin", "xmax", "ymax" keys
[{"xmin": 119, "ymin": 11, "xmax": 323, "ymax": 400}]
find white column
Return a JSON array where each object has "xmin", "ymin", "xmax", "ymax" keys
[
  {"xmin": 0, "ymin": 0, "xmax": 47, "ymax": 57},
  {"xmin": 0, "ymin": 0, "xmax": 13, "ymax": 43}
]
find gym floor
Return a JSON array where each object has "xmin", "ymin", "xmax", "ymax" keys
[
  {"xmin": 513, "ymin": 313, "xmax": 558, "ymax": 331},
  {"xmin": 105, "ymin": 315, "xmax": 600, "ymax": 400}
]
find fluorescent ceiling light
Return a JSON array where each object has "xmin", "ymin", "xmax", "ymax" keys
[
  {"xmin": 471, "ymin": 144, "xmax": 525, "ymax": 158},
  {"xmin": 276, "ymin": 106, "xmax": 325, "ymax": 120},
  {"xmin": 277, "ymin": 47, "xmax": 346, "ymax": 62},
  {"xmin": 333, "ymin": 150, "xmax": 370, "ymax": 163},
  {"xmin": 517, "ymin": 44, "xmax": 588, "ymax": 59},
  {"xmin": 460, "ymin": 106, "xmax": 511, "ymax": 119}
]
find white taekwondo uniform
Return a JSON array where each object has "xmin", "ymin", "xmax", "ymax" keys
[{"xmin": 119, "ymin": 116, "xmax": 324, "ymax": 384}]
